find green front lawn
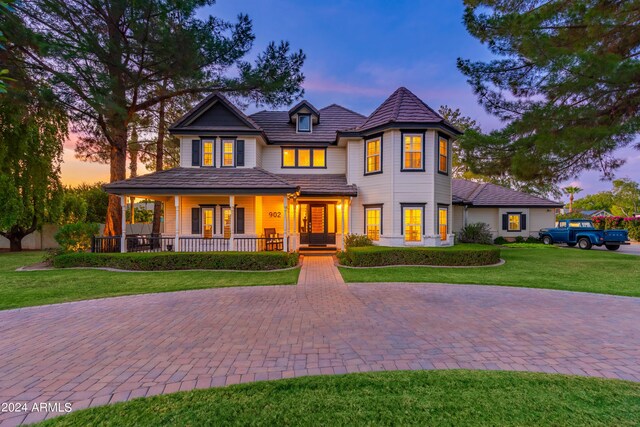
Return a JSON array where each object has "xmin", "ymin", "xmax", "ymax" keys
[
  {"xmin": 339, "ymin": 246, "xmax": 640, "ymax": 297},
  {"xmin": 0, "ymin": 251, "xmax": 299, "ymax": 311},
  {"xmin": 40, "ymin": 370, "xmax": 640, "ymax": 426}
]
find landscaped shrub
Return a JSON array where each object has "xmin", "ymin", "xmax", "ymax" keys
[
  {"xmin": 623, "ymin": 217, "xmax": 640, "ymax": 241},
  {"xmin": 515, "ymin": 236, "xmax": 526, "ymax": 243},
  {"xmin": 339, "ymin": 244, "xmax": 500, "ymax": 267},
  {"xmin": 525, "ymin": 236, "xmax": 541, "ymax": 244},
  {"xmin": 457, "ymin": 222, "xmax": 492, "ymax": 244},
  {"xmin": 53, "ymin": 251, "xmax": 300, "ymax": 271},
  {"xmin": 494, "ymin": 236, "xmax": 508, "ymax": 245},
  {"xmin": 54, "ymin": 222, "xmax": 100, "ymax": 252},
  {"xmin": 344, "ymin": 233, "xmax": 373, "ymax": 249}
]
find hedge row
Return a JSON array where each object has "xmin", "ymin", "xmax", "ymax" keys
[
  {"xmin": 53, "ymin": 251, "xmax": 300, "ymax": 271},
  {"xmin": 338, "ymin": 244, "xmax": 500, "ymax": 267}
]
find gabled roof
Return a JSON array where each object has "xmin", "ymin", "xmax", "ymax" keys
[
  {"xmin": 356, "ymin": 87, "xmax": 461, "ymax": 134},
  {"xmin": 168, "ymin": 92, "xmax": 262, "ymax": 133},
  {"xmin": 452, "ymin": 179, "xmax": 563, "ymax": 208},
  {"xmin": 288, "ymin": 100, "xmax": 320, "ymax": 120},
  {"xmin": 250, "ymin": 104, "xmax": 365, "ymax": 144}
]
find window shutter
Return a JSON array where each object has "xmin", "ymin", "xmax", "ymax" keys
[
  {"xmin": 502, "ymin": 214, "xmax": 508, "ymax": 230},
  {"xmin": 521, "ymin": 214, "xmax": 527, "ymax": 230},
  {"xmin": 235, "ymin": 207, "xmax": 245, "ymax": 234},
  {"xmin": 235, "ymin": 140, "xmax": 245, "ymax": 167},
  {"xmin": 191, "ymin": 140, "xmax": 201, "ymax": 166},
  {"xmin": 191, "ymin": 207, "xmax": 201, "ymax": 234}
]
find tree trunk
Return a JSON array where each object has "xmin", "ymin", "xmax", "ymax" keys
[
  {"xmin": 152, "ymin": 96, "xmax": 166, "ymax": 235},
  {"xmin": 9, "ymin": 235, "xmax": 22, "ymax": 252},
  {"xmin": 103, "ymin": 125, "xmax": 128, "ymax": 236}
]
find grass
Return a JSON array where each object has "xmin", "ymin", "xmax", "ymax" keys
[
  {"xmin": 339, "ymin": 246, "xmax": 640, "ymax": 297},
  {"xmin": 0, "ymin": 251, "xmax": 299, "ymax": 311},
  {"xmin": 39, "ymin": 370, "xmax": 640, "ymax": 426}
]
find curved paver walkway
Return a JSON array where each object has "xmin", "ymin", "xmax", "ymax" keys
[{"xmin": 1, "ymin": 256, "xmax": 640, "ymax": 425}]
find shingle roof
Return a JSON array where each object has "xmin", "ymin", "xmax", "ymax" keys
[
  {"xmin": 452, "ymin": 179, "xmax": 563, "ymax": 207},
  {"xmin": 356, "ymin": 87, "xmax": 455, "ymax": 133},
  {"xmin": 103, "ymin": 168, "xmax": 296, "ymax": 195},
  {"xmin": 103, "ymin": 168, "xmax": 358, "ymax": 197},
  {"xmin": 277, "ymin": 174, "xmax": 357, "ymax": 196},
  {"xmin": 250, "ymin": 104, "xmax": 365, "ymax": 143}
]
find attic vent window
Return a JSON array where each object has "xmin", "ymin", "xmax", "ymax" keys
[{"xmin": 297, "ymin": 114, "xmax": 311, "ymax": 132}]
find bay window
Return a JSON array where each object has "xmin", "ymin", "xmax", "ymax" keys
[
  {"xmin": 402, "ymin": 133, "xmax": 424, "ymax": 170},
  {"xmin": 438, "ymin": 135, "xmax": 449, "ymax": 174},
  {"xmin": 438, "ymin": 206, "xmax": 448, "ymax": 241}
]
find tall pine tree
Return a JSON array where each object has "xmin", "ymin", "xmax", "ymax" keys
[
  {"xmin": 458, "ymin": 1, "xmax": 640, "ymax": 184},
  {"xmin": 10, "ymin": 0, "xmax": 305, "ymax": 235}
]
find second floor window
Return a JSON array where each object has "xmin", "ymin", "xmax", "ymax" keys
[
  {"xmin": 297, "ymin": 114, "xmax": 311, "ymax": 132},
  {"xmin": 222, "ymin": 139, "xmax": 234, "ymax": 167},
  {"xmin": 282, "ymin": 147, "xmax": 326, "ymax": 168},
  {"xmin": 202, "ymin": 140, "xmax": 214, "ymax": 166},
  {"xmin": 438, "ymin": 136, "xmax": 449, "ymax": 174},
  {"xmin": 403, "ymin": 134, "xmax": 423, "ymax": 170},
  {"xmin": 365, "ymin": 137, "xmax": 381, "ymax": 174}
]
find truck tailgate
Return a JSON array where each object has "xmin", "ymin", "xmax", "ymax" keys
[{"xmin": 603, "ymin": 230, "xmax": 629, "ymax": 242}]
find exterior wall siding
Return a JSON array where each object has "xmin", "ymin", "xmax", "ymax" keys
[
  {"xmin": 178, "ymin": 136, "xmax": 258, "ymax": 168},
  {"xmin": 456, "ymin": 206, "xmax": 556, "ymax": 239}
]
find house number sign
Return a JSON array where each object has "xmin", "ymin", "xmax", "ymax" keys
[{"xmin": 268, "ymin": 211, "xmax": 282, "ymax": 218}]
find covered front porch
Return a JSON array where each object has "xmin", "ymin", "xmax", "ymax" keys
[{"xmin": 95, "ymin": 193, "xmax": 351, "ymax": 253}]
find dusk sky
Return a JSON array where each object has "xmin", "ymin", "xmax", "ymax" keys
[{"xmin": 62, "ymin": 0, "xmax": 639, "ymax": 201}]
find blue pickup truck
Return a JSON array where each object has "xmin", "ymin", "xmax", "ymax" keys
[{"xmin": 539, "ymin": 219, "xmax": 629, "ymax": 250}]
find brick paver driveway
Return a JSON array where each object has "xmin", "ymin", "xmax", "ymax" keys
[{"xmin": 1, "ymin": 256, "xmax": 640, "ymax": 425}]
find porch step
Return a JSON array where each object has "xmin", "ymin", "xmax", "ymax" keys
[{"xmin": 299, "ymin": 247, "xmax": 338, "ymax": 256}]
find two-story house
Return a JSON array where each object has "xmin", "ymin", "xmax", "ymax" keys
[{"xmin": 104, "ymin": 87, "xmax": 561, "ymax": 252}]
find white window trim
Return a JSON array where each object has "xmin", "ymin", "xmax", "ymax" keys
[
  {"xmin": 402, "ymin": 206, "xmax": 424, "ymax": 243},
  {"xmin": 402, "ymin": 133, "xmax": 423, "ymax": 171},
  {"xmin": 202, "ymin": 139, "xmax": 215, "ymax": 167},
  {"xmin": 365, "ymin": 207, "xmax": 382, "ymax": 241},
  {"xmin": 365, "ymin": 137, "xmax": 382, "ymax": 174},
  {"xmin": 221, "ymin": 139, "xmax": 235, "ymax": 168},
  {"xmin": 297, "ymin": 113, "xmax": 312, "ymax": 133}
]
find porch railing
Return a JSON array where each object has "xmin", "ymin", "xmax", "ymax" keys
[
  {"xmin": 179, "ymin": 237, "xmax": 230, "ymax": 252},
  {"xmin": 91, "ymin": 235, "xmax": 290, "ymax": 253}
]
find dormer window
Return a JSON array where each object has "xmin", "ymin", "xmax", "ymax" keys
[{"xmin": 297, "ymin": 114, "xmax": 311, "ymax": 132}]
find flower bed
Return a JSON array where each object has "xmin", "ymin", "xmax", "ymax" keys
[
  {"xmin": 53, "ymin": 251, "xmax": 300, "ymax": 271},
  {"xmin": 337, "ymin": 244, "xmax": 500, "ymax": 267}
]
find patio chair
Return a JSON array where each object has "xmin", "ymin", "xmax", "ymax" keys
[{"xmin": 264, "ymin": 228, "xmax": 283, "ymax": 251}]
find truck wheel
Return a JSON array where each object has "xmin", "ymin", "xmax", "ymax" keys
[
  {"xmin": 578, "ymin": 237, "xmax": 592, "ymax": 250},
  {"xmin": 605, "ymin": 245, "xmax": 620, "ymax": 251},
  {"xmin": 566, "ymin": 243, "xmax": 577, "ymax": 247},
  {"xmin": 542, "ymin": 236, "xmax": 552, "ymax": 245}
]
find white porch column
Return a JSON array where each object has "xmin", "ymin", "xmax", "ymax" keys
[
  {"xmin": 229, "ymin": 195, "xmax": 235, "ymax": 251},
  {"xmin": 293, "ymin": 199, "xmax": 298, "ymax": 251},
  {"xmin": 120, "ymin": 195, "xmax": 127, "ymax": 253},
  {"xmin": 174, "ymin": 196, "xmax": 180, "ymax": 252},
  {"xmin": 283, "ymin": 195, "xmax": 289, "ymax": 252},
  {"xmin": 341, "ymin": 197, "xmax": 346, "ymax": 250}
]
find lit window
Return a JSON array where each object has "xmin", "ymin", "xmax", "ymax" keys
[
  {"xmin": 439, "ymin": 207, "xmax": 448, "ymax": 241},
  {"xmin": 222, "ymin": 207, "xmax": 231, "ymax": 238},
  {"xmin": 298, "ymin": 149, "xmax": 311, "ymax": 167},
  {"xmin": 202, "ymin": 141, "xmax": 214, "ymax": 166},
  {"xmin": 297, "ymin": 114, "xmax": 311, "ymax": 132},
  {"xmin": 313, "ymin": 149, "xmax": 325, "ymax": 167},
  {"xmin": 365, "ymin": 208, "xmax": 381, "ymax": 241},
  {"xmin": 404, "ymin": 208, "xmax": 422, "ymax": 242},
  {"xmin": 403, "ymin": 134, "xmax": 423, "ymax": 170},
  {"xmin": 222, "ymin": 139, "xmax": 234, "ymax": 166},
  {"xmin": 438, "ymin": 136, "xmax": 448, "ymax": 173},
  {"xmin": 283, "ymin": 149, "xmax": 295, "ymax": 167},
  {"xmin": 203, "ymin": 208, "xmax": 214, "ymax": 239},
  {"xmin": 282, "ymin": 148, "xmax": 326, "ymax": 168},
  {"xmin": 366, "ymin": 138, "xmax": 381, "ymax": 174},
  {"xmin": 508, "ymin": 214, "xmax": 521, "ymax": 231}
]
